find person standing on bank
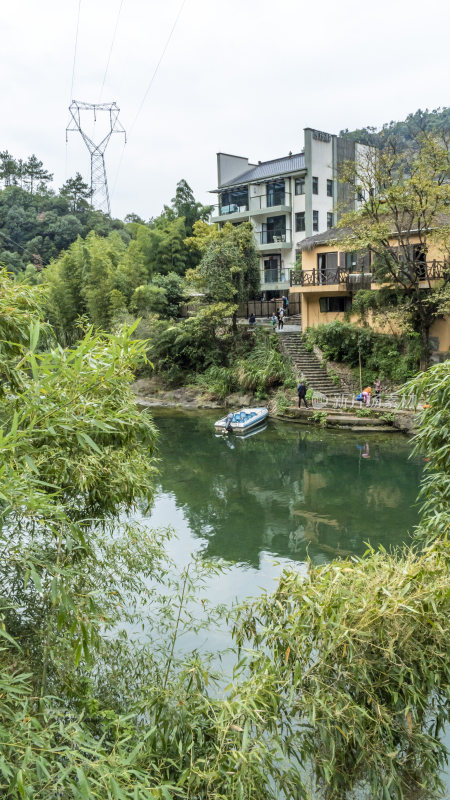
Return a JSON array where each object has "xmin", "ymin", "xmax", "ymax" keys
[
  {"xmin": 249, "ymin": 312, "xmax": 256, "ymax": 327},
  {"xmin": 297, "ymin": 381, "xmax": 308, "ymax": 408},
  {"xmin": 278, "ymin": 307, "xmax": 284, "ymax": 329},
  {"xmin": 374, "ymin": 377, "xmax": 381, "ymax": 401}
]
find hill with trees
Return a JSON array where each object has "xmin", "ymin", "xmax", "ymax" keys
[
  {"xmin": 0, "ymin": 149, "xmax": 211, "ymax": 277},
  {"xmin": 340, "ymin": 106, "xmax": 449, "ymax": 148}
]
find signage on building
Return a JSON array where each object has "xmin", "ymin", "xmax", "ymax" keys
[{"xmin": 312, "ymin": 129, "xmax": 331, "ymax": 143}]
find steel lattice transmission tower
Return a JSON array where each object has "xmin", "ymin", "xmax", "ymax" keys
[{"xmin": 66, "ymin": 101, "xmax": 126, "ymax": 215}]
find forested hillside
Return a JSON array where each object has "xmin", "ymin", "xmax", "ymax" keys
[
  {"xmin": 0, "ymin": 149, "xmax": 211, "ymax": 277},
  {"xmin": 340, "ymin": 106, "xmax": 449, "ymax": 147}
]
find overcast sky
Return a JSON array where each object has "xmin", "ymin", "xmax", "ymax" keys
[{"xmin": 1, "ymin": 0, "xmax": 449, "ymax": 220}]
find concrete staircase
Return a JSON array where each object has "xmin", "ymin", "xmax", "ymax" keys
[{"xmin": 279, "ymin": 332, "xmax": 341, "ymax": 396}]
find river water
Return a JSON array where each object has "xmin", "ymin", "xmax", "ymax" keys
[
  {"xmin": 147, "ymin": 408, "xmax": 421, "ymax": 594},
  {"xmin": 142, "ymin": 409, "xmax": 450, "ymax": 796}
]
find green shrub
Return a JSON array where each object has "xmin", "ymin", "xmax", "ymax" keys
[
  {"xmin": 194, "ymin": 365, "xmax": 236, "ymax": 399},
  {"xmin": 235, "ymin": 332, "xmax": 287, "ymax": 393},
  {"xmin": 275, "ymin": 388, "xmax": 290, "ymax": 413},
  {"xmin": 356, "ymin": 407, "xmax": 372, "ymax": 417},
  {"xmin": 304, "ymin": 321, "xmax": 420, "ymax": 384},
  {"xmin": 312, "ymin": 410, "xmax": 327, "ymax": 426}
]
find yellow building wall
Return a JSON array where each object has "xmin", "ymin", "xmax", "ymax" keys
[
  {"xmin": 292, "ymin": 235, "xmax": 449, "ymax": 355},
  {"xmin": 430, "ymin": 317, "xmax": 450, "ymax": 353}
]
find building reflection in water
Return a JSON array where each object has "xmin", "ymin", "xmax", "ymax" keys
[{"xmin": 152, "ymin": 411, "xmax": 422, "ymax": 569}]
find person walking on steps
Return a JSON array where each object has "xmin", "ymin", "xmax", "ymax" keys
[{"xmin": 297, "ymin": 381, "xmax": 308, "ymax": 408}]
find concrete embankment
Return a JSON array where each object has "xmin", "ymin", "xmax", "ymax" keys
[
  {"xmin": 133, "ymin": 379, "xmax": 417, "ymax": 434},
  {"xmin": 276, "ymin": 406, "xmax": 417, "ymax": 434}
]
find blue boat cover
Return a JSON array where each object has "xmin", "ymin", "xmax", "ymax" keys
[{"xmin": 232, "ymin": 411, "xmax": 258, "ymax": 422}]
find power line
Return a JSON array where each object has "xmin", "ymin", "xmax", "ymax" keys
[
  {"xmin": 0, "ymin": 229, "xmax": 30, "ymax": 254},
  {"xmin": 70, "ymin": 0, "xmax": 82, "ymax": 102},
  {"xmin": 130, "ymin": 0, "xmax": 188, "ymax": 133},
  {"xmin": 98, "ymin": 0, "xmax": 125, "ymax": 104},
  {"xmin": 110, "ymin": 0, "xmax": 188, "ymax": 202}
]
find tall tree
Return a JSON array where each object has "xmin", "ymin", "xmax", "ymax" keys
[
  {"xmin": 0, "ymin": 150, "xmax": 18, "ymax": 186},
  {"xmin": 188, "ymin": 221, "xmax": 260, "ymax": 330},
  {"xmin": 339, "ymin": 132, "xmax": 450, "ymax": 365},
  {"xmin": 60, "ymin": 172, "xmax": 92, "ymax": 212},
  {"xmin": 23, "ymin": 154, "xmax": 53, "ymax": 194},
  {"xmin": 168, "ymin": 178, "xmax": 212, "ymax": 236}
]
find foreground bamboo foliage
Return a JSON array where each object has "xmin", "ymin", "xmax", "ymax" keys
[{"xmin": 0, "ymin": 271, "xmax": 448, "ymax": 798}]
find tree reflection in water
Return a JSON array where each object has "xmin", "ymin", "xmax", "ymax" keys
[{"xmin": 152, "ymin": 409, "xmax": 422, "ymax": 569}]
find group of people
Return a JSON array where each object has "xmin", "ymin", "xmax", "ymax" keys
[
  {"xmin": 271, "ymin": 307, "xmax": 286, "ymax": 330},
  {"xmin": 296, "ymin": 377, "xmax": 382, "ymax": 410},
  {"xmin": 248, "ymin": 295, "xmax": 290, "ymax": 330}
]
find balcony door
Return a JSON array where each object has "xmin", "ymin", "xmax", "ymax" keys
[
  {"xmin": 266, "ymin": 181, "xmax": 285, "ymax": 208},
  {"xmin": 262, "ymin": 215, "xmax": 286, "ymax": 244},
  {"xmin": 264, "ymin": 255, "xmax": 281, "ymax": 284},
  {"xmin": 317, "ymin": 251, "xmax": 338, "ymax": 284}
]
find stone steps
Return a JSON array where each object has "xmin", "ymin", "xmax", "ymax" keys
[{"xmin": 279, "ymin": 333, "xmax": 341, "ymax": 395}]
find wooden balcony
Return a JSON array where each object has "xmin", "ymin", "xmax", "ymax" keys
[{"xmin": 290, "ymin": 261, "xmax": 449, "ymax": 289}]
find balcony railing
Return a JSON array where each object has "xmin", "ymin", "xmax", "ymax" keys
[
  {"xmin": 257, "ymin": 229, "xmax": 292, "ymax": 246},
  {"xmin": 290, "ymin": 268, "xmax": 349, "ymax": 286},
  {"xmin": 217, "ymin": 201, "xmax": 249, "ymax": 215},
  {"xmin": 249, "ymin": 191, "xmax": 292, "ymax": 211},
  {"xmin": 211, "ymin": 191, "xmax": 292, "ymax": 217},
  {"xmin": 263, "ymin": 268, "xmax": 288, "ymax": 283},
  {"xmin": 404, "ymin": 260, "xmax": 449, "ymax": 281},
  {"xmin": 290, "ymin": 260, "xmax": 449, "ymax": 287}
]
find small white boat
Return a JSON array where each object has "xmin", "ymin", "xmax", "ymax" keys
[{"xmin": 215, "ymin": 407, "xmax": 268, "ymax": 433}]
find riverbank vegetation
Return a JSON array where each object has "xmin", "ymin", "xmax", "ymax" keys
[
  {"xmin": 39, "ymin": 216, "xmax": 290, "ymax": 400},
  {"xmin": 303, "ymin": 320, "xmax": 421, "ymax": 386},
  {"xmin": 1, "ymin": 272, "xmax": 449, "ymax": 798}
]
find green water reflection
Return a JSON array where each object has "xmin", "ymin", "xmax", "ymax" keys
[{"xmin": 150, "ymin": 409, "xmax": 421, "ymax": 569}]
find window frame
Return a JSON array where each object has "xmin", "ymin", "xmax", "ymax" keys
[
  {"xmin": 327, "ymin": 212, "xmax": 333, "ymax": 230},
  {"xmin": 294, "ymin": 178, "xmax": 305, "ymax": 195},
  {"xmin": 327, "ymin": 179, "xmax": 333, "ymax": 197},
  {"xmin": 319, "ymin": 296, "xmax": 352, "ymax": 313},
  {"xmin": 295, "ymin": 211, "xmax": 305, "ymax": 232},
  {"xmin": 312, "ymin": 210, "xmax": 319, "ymax": 232},
  {"xmin": 312, "ymin": 176, "xmax": 319, "ymax": 195}
]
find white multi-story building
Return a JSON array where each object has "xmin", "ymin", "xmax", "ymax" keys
[{"xmin": 211, "ymin": 127, "xmax": 370, "ymax": 299}]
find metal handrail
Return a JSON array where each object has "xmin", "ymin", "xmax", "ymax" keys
[
  {"xmin": 212, "ymin": 191, "xmax": 292, "ymax": 216},
  {"xmin": 257, "ymin": 229, "xmax": 292, "ymax": 245}
]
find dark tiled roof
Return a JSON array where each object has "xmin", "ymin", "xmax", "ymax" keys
[
  {"xmin": 221, "ymin": 153, "xmax": 305, "ymax": 187},
  {"xmin": 297, "ymin": 212, "xmax": 450, "ymax": 251},
  {"xmin": 297, "ymin": 227, "xmax": 348, "ymax": 251}
]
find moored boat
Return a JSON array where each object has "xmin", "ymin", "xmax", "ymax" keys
[{"xmin": 214, "ymin": 407, "xmax": 268, "ymax": 433}]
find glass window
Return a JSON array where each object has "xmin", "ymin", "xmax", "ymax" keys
[
  {"xmin": 295, "ymin": 178, "xmax": 305, "ymax": 195},
  {"xmin": 261, "ymin": 215, "xmax": 286, "ymax": 244},
  {"xmin": 327, "ymin": 179, "xmax": 333, "ymax": 197},
  {"xmin": 319, "ymin": 297, "xmax": 352, "ymax": 313},
  {"xmin": 220, "ymin": 186, "xmax": 248, "ymax": 214},
  {"xmin": 312, "ymin": 177, "xmax": 319, "ymax": 194},
  {"xmin": 345, "ymin": 252, "xmax": 358, "ymax": 271},
  {"xmin": 266, "ymin": 180, "xmax": 285, "ymax": 207},
  {"xmin": 313, "ymin": 210, "xmax": 319, "ymax": 232},
  {"xmin": 263, "ymin": 256, "xmax": 281, "ymax": 283},
  {"xmin": 295, "ymin": 212, "xmax": 305, "ymax": 232},
  {"xmin": 327, "ymin": 212, "xmax": 333, "ymax": 229}
]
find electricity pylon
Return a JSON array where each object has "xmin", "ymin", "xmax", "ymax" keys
[{"xmin": 66, "ymin": 101, "xmax": 126, "ymax": 215}]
